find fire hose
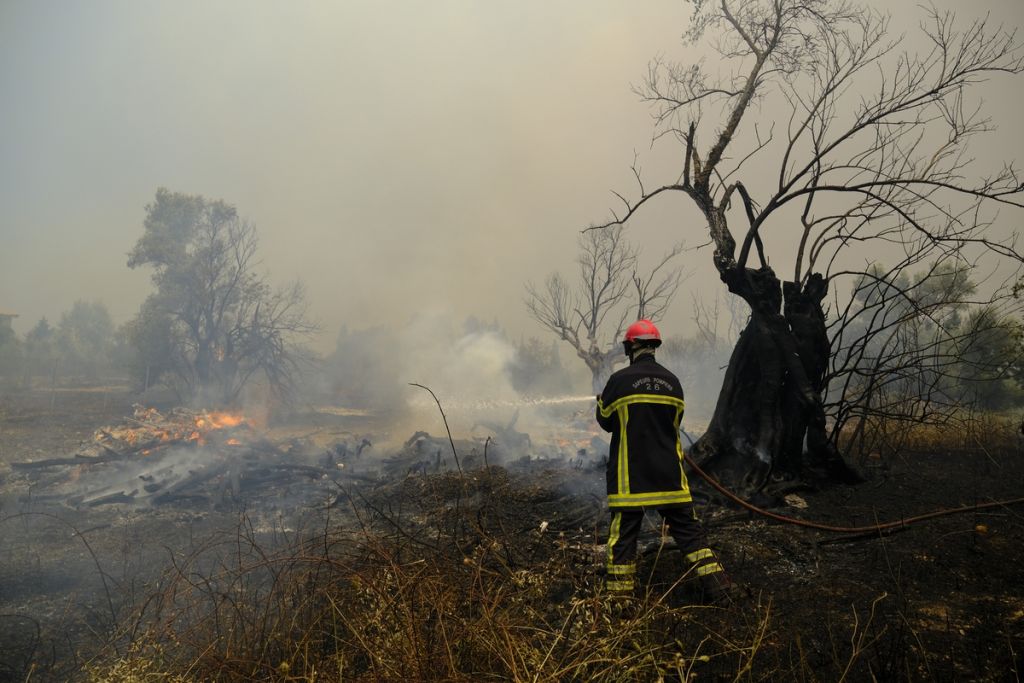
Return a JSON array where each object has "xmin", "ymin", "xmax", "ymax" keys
[{"xmin": 680, "ymin": 432, "xmax": 1024, "ymax": 535}]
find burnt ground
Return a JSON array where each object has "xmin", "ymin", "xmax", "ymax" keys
[{"xmin": 0, "ymin": 386, "xmax": 1023, "ymax": 681}]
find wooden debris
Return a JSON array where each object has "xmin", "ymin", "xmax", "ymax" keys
[
  {"xmin": 84, "ymin": 490, "xmax": 138, "ymax": 507},
  {"xmin": 9, "ymin": 405, "xmax": 378, "ymax": 508}
]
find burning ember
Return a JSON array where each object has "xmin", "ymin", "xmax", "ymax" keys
[
  {"xmin": 10, "ymin": 404, "xmax": 313, "ymax": 508},
  {"xmin": 196, "ymin": 412, "xmax": 245, "ymax": 429},
  {"xmin": 98, "ymin": 405, "xmax": 251, "ymax": 451}
]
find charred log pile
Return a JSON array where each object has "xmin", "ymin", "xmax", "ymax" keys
[
  {"xmin": 10, "ymin": 405, "xmax": 376, "ymax": 508},
  {"xmin": 8, "ymin": 405, "xmax": 608, "ymax": 511}
]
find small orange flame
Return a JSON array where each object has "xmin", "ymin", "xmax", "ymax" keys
[{"xmin": 207, "ymin": 412, "xmax": 245, "ymax": 428}]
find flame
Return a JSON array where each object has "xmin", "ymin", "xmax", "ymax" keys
[
  {"xmin": 179, "ymin": 411, "xmax": 247, "ymax": 444},
  {"xmin": 95, "ymin": 407, "xmax": 249, "ymax": 455},
  {"xmin": 204, "ymin": 412, "xmax": 245, "ymax": 429}
]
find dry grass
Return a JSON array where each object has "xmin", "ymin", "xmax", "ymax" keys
[
  {"xmin": 84, "ymin": 433, "xmax": 1016, "ymax": 682},
  {"xmin": 83, "ymin": 466, "xmax": 932, "ymax": 683},
  {"xmin": 842, "ymin": 411, "xmax": 1021, "ymax": 466},
  {"xmin": 8, "ymin": 386, "xmax": 1018, "ymax": 680},
  {"xmin": 85, "ymin": 469, "xmax": 785, "ymax": 682}
]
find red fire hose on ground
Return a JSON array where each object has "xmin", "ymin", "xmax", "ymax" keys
[
  {"xmin": 679, "ymin": 432, "xmax": 1024, "ymax": 535},
  {"xmin": 685, "ymin": 455, "xmax": 1024, "ymax": 535}
]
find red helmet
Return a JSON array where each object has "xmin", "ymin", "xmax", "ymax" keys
[{"xmin": 623, "ymin": 319, "xmax": 661, "ymax": 346}]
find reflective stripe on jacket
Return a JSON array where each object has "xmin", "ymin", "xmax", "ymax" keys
[{"xmin": 596, "ymin": 354, "xmax": 690, "ymax": 509}]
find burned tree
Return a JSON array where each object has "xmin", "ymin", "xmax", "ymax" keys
[
  {"xmin": 595, "ymin": 1, "xmax": 1024, "ymax": 495},
  {"xmin": 127, "ymin": 188, "xmax": 317, "ymax": 405},
  {"xmin": 525, "ymin": 224, "xmax": 683, "ymax": 392}
]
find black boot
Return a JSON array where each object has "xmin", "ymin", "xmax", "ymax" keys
[{"xmin": 698, "ymin": 571, "xmax": 738, "ymax": 605}]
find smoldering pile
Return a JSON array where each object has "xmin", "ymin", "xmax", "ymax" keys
[
  {"xmin": 10, "ymin": 405, "xmax": 375, "ymax": 508},
  {"xmin": 8, "ymin": 404, "xmax": 609, "ymax": 510}
]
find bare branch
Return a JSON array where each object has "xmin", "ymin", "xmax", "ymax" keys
[{"xmin": 526, "ymin": 226, "xmax": 684, "ymax": 391}]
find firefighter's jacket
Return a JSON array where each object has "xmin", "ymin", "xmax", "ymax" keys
[{"xmin": 596, "ymin": 354, "xmax": 691, "ymax": 509}]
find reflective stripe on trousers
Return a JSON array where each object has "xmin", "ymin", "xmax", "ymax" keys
[{"xmin": 605, "ymin": 506, "xmax": 723, "ymax": 591}]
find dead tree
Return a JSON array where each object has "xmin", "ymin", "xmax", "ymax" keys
[
  {"xmin": 526, "ymin": 224, "xmax": 684, "ymax": 392},
  {"xmin": 593, "ymin": 1, "xmax": 1024, "ymax": 495}
]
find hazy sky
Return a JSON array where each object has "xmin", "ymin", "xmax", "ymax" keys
[{"xmin": 3, "ymin": 1, "xmax": 1023, "ymax": 353}]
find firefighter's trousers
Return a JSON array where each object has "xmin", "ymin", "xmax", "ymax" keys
[{"xmin": 605, "ymin": 505, "xmax": 724, "ymax": 592}]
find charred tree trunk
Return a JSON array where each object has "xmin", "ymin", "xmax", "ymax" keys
[
  {"xmin": 691, "ymin": 266, "xmax": 859, "ymax": 498},
  {"xmin": 583, "ymin": 345, "xmax": 622, "ymax": 395}
]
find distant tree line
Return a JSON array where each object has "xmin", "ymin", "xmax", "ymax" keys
[
  {"xmin": 829, "ymin": 262, "xmax": 1024, "ymax": 460},
  {"xmin": 1, "ymin": 189, "xmax": 318, "ymax": 406},
  {"xmin": 1, "ymin": 299, "xmax": 579, "ymax": 410},
  {"xmin": 3, "ymin": 180, "xmax": 1024, "ymax": 433},
  {"xmin": 0, "ymin": 187, "xmax": 579, "ymax": 411},
  {"xmin": 0, "ymin": 300, "xmax": 127, "ymax": 387}
]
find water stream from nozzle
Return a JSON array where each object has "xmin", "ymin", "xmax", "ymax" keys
[{"xmin": 407, "ymin": 394, "xmax": 595, "ymax": 411}]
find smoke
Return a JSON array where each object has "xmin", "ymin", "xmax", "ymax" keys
[
  {"xmin": 394, "ymin": 310, "xmax": 548, "ymax": 448},
  {"xmin": 306, "ymin": 307, "xmax": 602, "ymax": 458},
  {"xmin": 401, "ymin": 309, "xmax": 518, "ymax": 402}
]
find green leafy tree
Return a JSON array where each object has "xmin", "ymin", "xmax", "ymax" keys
[
  {"xmin": 951, "ymin": 308, "xmax": 1024, "ymax": 411},
  {"xmin": 830, "ymin": 261, "xmax": 1024, "ymax": 459},
  {"xmin": 25, "ymin": 317, "xmax": 54, "ymax": 346},
  {"xmin": 120, "ymin": 299, "xmax": 177, "ymax": 392},
  {"xmin": 127, "ymin": 188, "xmax": 316, "ymax": 405}
]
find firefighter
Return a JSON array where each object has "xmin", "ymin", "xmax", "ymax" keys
[{"xmin": 596, "ymin": 319, "xmax": 732, "ymax": 603}]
